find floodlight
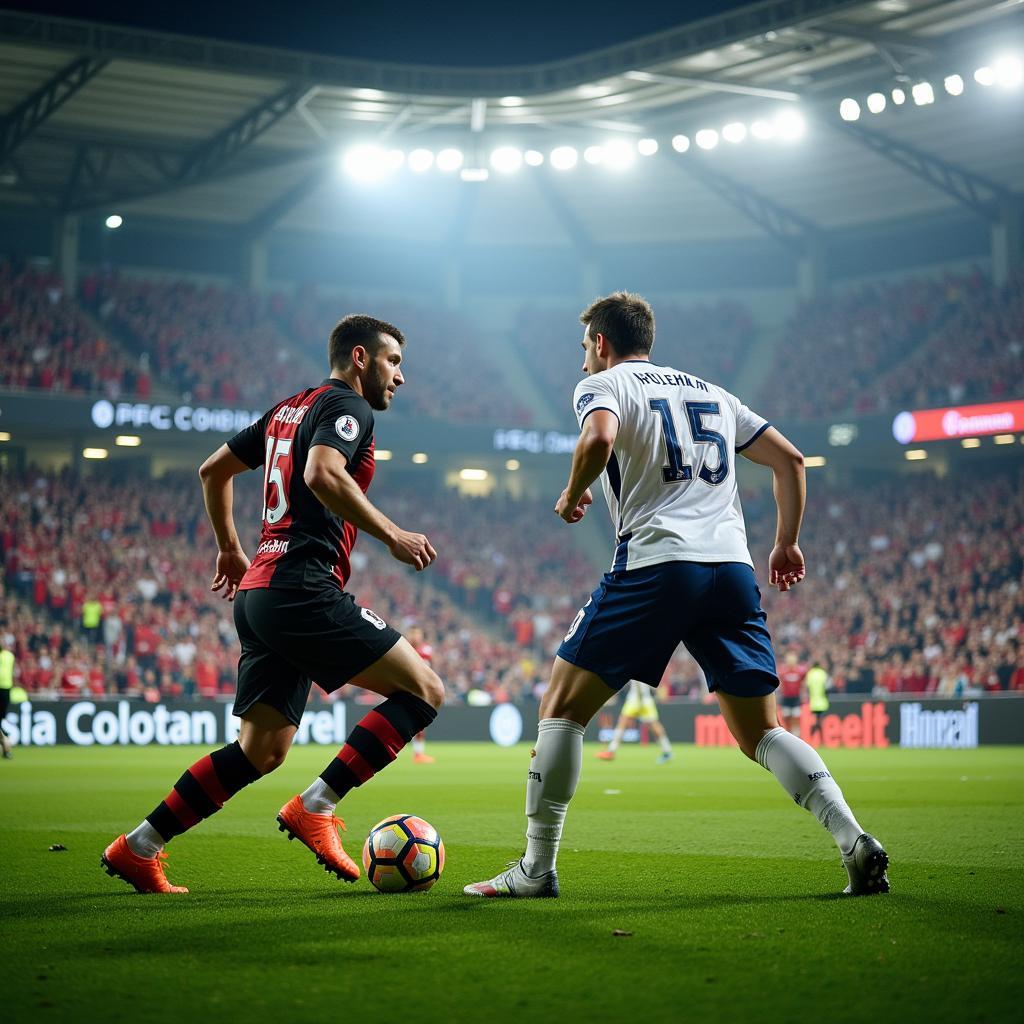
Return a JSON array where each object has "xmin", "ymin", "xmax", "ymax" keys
[
  {"xmin": 974, "ymin": 66, "xmax": 995, "ymax": 87},
  {"xmin": 490, "ymin": 147, "xmax": 523, "ymax": 174},
  {"xmin": 459, "ymin": 468, "xmax": 489, "ymax": 481},
  {"xmin": 412, "ymin": 453, "xmax": 429, "ymax": 464},
  {"xmin": 436, "ymin": 148, "xmax": 464, "ymax": 172},
  {"xmin": 524, "ymin": 149, "xmax": 544, "ymax": 166},
  {"xmin": 722, "ymin": 121, "xmax": 748, "ymax": 142},
  {"xmin": 550, "ymin": 146, "xmax": 578, "ymax": 170},
  {"xmin": 911, "ymin": 81, "xmax": 934, "ymax": 105},
  {"xmin": 82, "ymin": 448, "xmax": 108, "ymax": 460},
  {"xmin": 994, "ymin": 56, "xmax": 1023, "ymax": 88},
  {"xmin": 774, "ymin": 109, "xmax": 805, "ymax": 140},
  {"xmin": 671, "ymin": 134, "xmax": 690, "ymax": 152},
  {"xmin": 943, "ymin": 75, "xmax": 964, "ymax": 97},
  {"xmin": 408, "ymin": 149, "xmax": 434, "ymax": 173},
  {"xmin": 891, "ymin": 87, "xmax": 906, "ymax": 105},
  {"xmin": 499, "ymin": 96, "xmax": 524, "ymax": 106},
  {"xmin": 866, "ymin": 92, "xmax": 886, "ymax": 113},
  {"xmin": 637, "ymin": 138, "xmax": 659, "ymax": 156},
  {"xmin": 374, "ymin": 449, "xmax": 393, "ymax": 461},
  {"xmin": 583, "ymin": 145, "xmax": 605, "ymax": 165},
  {"xmin": 603, "ymin": 139, "xmax": 635, "ymax": 170},
  {"xmin": 105, "ymin": 214, "xmax": 123, "ymax": 229},
  {"xmin": 342, "ymin": 144, "xmax": 400, "ymax": 182},
  {"xmin": 750, "ymin": 120, "xmax": 774, "ymax": 140},
  {"xmin": 695, "ymin": 128, "xmax": 719, "ymax": 150},
  {"xmin": 839, "ymin": 98, "xmax": 860, "ymax": 121}
]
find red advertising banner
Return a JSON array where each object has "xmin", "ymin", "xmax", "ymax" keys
[{"xmin": 892, "ymin": 400, "xmax": 1024, "ymax": 443}]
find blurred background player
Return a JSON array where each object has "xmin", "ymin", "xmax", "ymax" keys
[
  {"xmin": 596, "ymin": 679, "xmax": 673, "ymax": 764},
  {"xmin": 466, "ymin": 292, "xmax": 888, "ymax": 901},
  {"xmin": 407, "ymin": 626, "xmax": 436, "ymax": 763},
  {"xmin": 102, "ymin": 315, "xmax": 444, "ymax": 894},
  {"xmin": 0, "ymin": 638, "xmax": 14, "ymax": 759},
  {"xmin": 805, "ymin": 658, "xmax": 830, "ymax": 725},
  {"xmin": 778, "ymin": 651, "xmax": 808, "ymax": 735}
]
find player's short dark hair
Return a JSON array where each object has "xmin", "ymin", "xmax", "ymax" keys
[
  {"xmin": 579, "ymin": 292, "xmax": 655, "ymax": 357},
  {"xmin": 328, "ymin": 314, "xmax": 405, "ymax": 370}
]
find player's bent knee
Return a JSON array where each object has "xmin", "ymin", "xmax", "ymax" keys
[
  {"xmin": 253, "ymin": 746, "xmax": 289, "ymax": 774},
  {"xmin": 418, "ymin": 669, "xmax": 445, "ymax": 710}
]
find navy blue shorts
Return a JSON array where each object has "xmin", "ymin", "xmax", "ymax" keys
[{"xmin": 556, "ymin": 561, "xmax": 778, "ymax": 697}]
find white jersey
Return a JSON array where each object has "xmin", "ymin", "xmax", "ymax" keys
[{"xmin": 572, "ymin": 361, "xmax": 769, "ymax": 572}]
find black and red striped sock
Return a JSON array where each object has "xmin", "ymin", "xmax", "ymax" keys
[
  {"xmin": 145, "ymin": 741, "xmax": 262, "ymax": 842},
  {"xmin": 320, "ymin": 692, "xmax": 436, "ymax": 800}
]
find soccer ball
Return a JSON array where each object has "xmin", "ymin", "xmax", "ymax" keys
[{"xmin": 362, "ymin": 814, "xmax": 445, "ymax": 893}]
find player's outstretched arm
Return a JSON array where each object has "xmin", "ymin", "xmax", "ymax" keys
[
  {"xmin": 738, "ymin": 426, "xmax": 806, "ymax": 592},
  {"xmin": 556, "ymin": 409, "xmax": 617, "ymax": 523},
  {"xmin": 305, "ymin": 444, "xmax": 436, "ymax": 570},
  {"xmin": 199, "ymin": 444, "xmax": 253, "ymax": 600}
]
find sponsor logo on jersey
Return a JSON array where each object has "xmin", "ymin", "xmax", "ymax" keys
[
  {"xmin": 576, "ymin": 392, "xmax": 596, "ymax": 416},
  {"xmin": 360, "ymin": 607, "xmax": 387, "ymax": 630},
  {"xmin": 336, "ymin": 415, "xmax": 360, "ymax": 441},
  {"xmin": 256, "ymin": 538, "xmax": 290, "ymax": 556},
  {"xmin": 806, "ymin": 770, "xmax": 831, "ymax": 782}
]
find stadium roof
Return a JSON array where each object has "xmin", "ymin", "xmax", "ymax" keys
[{"xmin": 0, "ymin": 0, "xmax": 1022, "ymax": 248}]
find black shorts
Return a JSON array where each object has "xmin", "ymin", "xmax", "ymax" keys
[
  {"xmin": 233, "ymin": 587, "xmax": 401, "ymax": 727},
  {"xmin": 0, "ymin": 688, "xmax": 9, "ymax": 719},
  {"xmin": 779, "ymin": 695, "xmax": 801, "ymax": 713}
]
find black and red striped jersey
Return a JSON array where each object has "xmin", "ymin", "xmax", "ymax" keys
[{"xmin": 226, "ymin": 377, "xmax": 376, "ymax": 593}]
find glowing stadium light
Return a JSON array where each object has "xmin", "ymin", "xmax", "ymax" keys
[
  {"xmin": 342, "ymin": 144, "xmax": 401, "ymax": 182},
  {"xmin": 994, "ymin": 56, "xmax": 1023, "ymax": 88},
  {"xmin": 490, "ymin": 146, "xmax": 524, "ymax": 174},
  {"xmin": 904, "ymin": 449, "xmax": 928, "ymax": 461},
  {"xmin": 974, "ymin": 66, "xmax": 995, "ymax": 87},
  {"xmin": 722, "ymin": 121, "xmax": 748, "ymax": 142},
  {"xmin": 460, "ymin": 167, "xmax": 489, "ymax": 182},
  {"xmin": 355, "ymin": 88, "xmax": 385, "ymax": 100},
  {"xmin": 436, "ymin": 148, "xmax": 465, "ymax": 172},
  {"xmin": 505, "ymin": 459, "xmax": 520, "ymax": 471},
  {"xmin": 911, "ymin": 81, "xmax": 934, "ymax": 105},
  {"xmin": 867, "ymin": 92, "xmax": 887, "ymax": 113},
  {"xmin": 374, "ymin": 449, "xmax": 393, "ymax": 461},
  {"xmin": 0, "ymin": 432, "xmax": 11, "ymax": 442},
  {"xmin": 804, "ymin": 456, "xmax": 827, "ymax": 468},
  {"xmin": 750, "ymin": 119, "xmax": 774, "ymax": 140},
  {"xmin": 961, "ymin": 437, "xmax": 981, "ymax": 448},
  {"xmin": 499, "ymin": 96, "xmax": 524, "ymax": 106},
  {"xmin": 115, "ymin": 435, "xmax": 141, "ymax": 447},
  {"xmin": 603, "ymin": 139, "xmax": 635, "ymax": 170},
  {"xmin": 459, "ymin": 468, "xmax": 489, "ymax": 481},
  {"xmin": 774, "ymin": 109, "xmax": 805, "ymax": 141},
  {"xmin": 583, "ymin": 145, "xmax": 605, "ymax": 165},
  {"xmin": 82, "ymin": 448, "xmax": 108, "ymax": 460},
  {"xmin": 671, "ymin": 134, "xmax": 690, "ymax": 153},
  {"xmin": 411, "ymin": 452, "xmax": 429, "ymax": 464},
  {"xmin": 695, "ymin": 128, "xmax": 719, "ymax": 150},
  {"xmin": 891, "ymin": 87, "xmax": 906, "ymax": 105},
  {"xmin": 524, "ymin": 149, "xmax": 544, "ymax": 166},
  {"xmin": 994, "ymin": 433, "xmax": 1016, "ymax": 445},
  {"xmin": 578, "ymin": 83, "xmax": 613, "ymax": 98},
  {"xmin": 943, "ymin": 75, "xmax": 965, "ymax": 97},
  {"xmin": 637, "ymin": 138, "xmax": 659, "ymax": 156},
  {"xmin": 550, "ymin": 145, "xmax": 578, "ymax": 170},
  {"xmin": 105, "ymin": 214, "xmax": 123, "ymax": 229},
  {"xmin": 839, "ymin": 98, "xmax": 861, "ymax": 121},
  {"xmin": 408, "ymin": 148, "xmax": 434, "ymax": 173}
]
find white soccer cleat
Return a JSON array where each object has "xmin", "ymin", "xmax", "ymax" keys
[
  {"xmin": 842, "ymin": 833, "xmax": 890, "ymax": 895},
  {"xmin": 463, "ymin": 859, "xmax": 559, "ymax": 898}
]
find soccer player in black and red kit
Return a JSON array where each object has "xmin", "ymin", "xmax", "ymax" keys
[{"xmin": 102, "ymin": 315, "xmax": 444, "ymax": 894}]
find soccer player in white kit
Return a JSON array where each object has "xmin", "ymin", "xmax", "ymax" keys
[{"xmin": 464, "ymin": 292, "xmax": 888, "ymax": 899}]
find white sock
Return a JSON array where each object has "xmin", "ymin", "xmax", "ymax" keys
[
  {"xmin": 607, "ymin": 722, "xmax": 625, "ymax": 753},
  {"xmin": 301, "ymin": 777, "xmax": 340, "ymax": 815},
  {"xmin": 523, "ymin": 718, "xmax": 584, "ymax": 876},
  {"xmin": 658, "ymin": 732, "xmax": 672, "ymax": 755},
  {"xmin": 126, "ymin": 820, "xmax": 164, "ymax": 859},
  {"xmin": 755, "ymin": 727, "xmax": 864, "ymax": 854},
  {"xmin": 412, "ymin": 735, "xmax": 426, "ymax": 755}
]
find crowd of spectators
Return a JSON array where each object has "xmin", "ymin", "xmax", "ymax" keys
[
  {"xmin": 1, "ymin": 461, "xmax": 1020, "ymax": 709},
  {"xmin": 0, "ymin": 261, "xmax": 150, "ymax": 397},
  {"xmin": 81, "ymin": 272, "xmax": 314, "ymax": 409},
  {"xmin": 514, "ymin": 299, "xmax": 756, "ymax": 420},
  {"xmin": 278, "ymin": 287, "xmax": 533, "ymax": 425}
]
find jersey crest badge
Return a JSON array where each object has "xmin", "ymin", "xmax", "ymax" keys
[
  {"xmin": 335, "ymin": 414, "xmax": 360, "ymax": 441},
  {"xmin": 576, "ymin": 392, "xmax": 596, "ymax": 416},
  {"xmin": 360, "ymin": 607, "xmax": 387, "ymax": 630}
]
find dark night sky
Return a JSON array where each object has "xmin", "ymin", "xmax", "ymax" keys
[{"xmin": 5, "ymin": 1, "xmax": 754, "ymax": 66}]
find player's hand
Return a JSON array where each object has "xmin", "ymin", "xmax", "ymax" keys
[
  {"xmin": 555, "ymin": 487, "xmax": 593, "ymax": 524},
  {"xmin": 389, "ymin": 529, "xmax": 437, "ymax": 571},
  {"xmin": 769, "ymin": 543, "xmax": 805, "ymax": 592},
  {"xmin": 211, "ymin": 546, "xmax": 250, "ymax": 602}
]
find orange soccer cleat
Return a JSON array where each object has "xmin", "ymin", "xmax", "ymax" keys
[
  {"xmin": 596, "ymin": 750, "xmax": 616, "ymax": 761},
  {"xmin": 412, "ymin": 752, "xmax": 436, "ymax": 764},
  {"xmin": 276, "ymin": 794, "xmax": 360, "ymax": 882},
  {"xmin": 101, "ymin": 834, "xmax": 189, "ymax": 894}
]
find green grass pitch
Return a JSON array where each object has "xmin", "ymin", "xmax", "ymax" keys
[{"xmin": 3, "ymin": 742, "xmax": 1022, "ymax": 1024}]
